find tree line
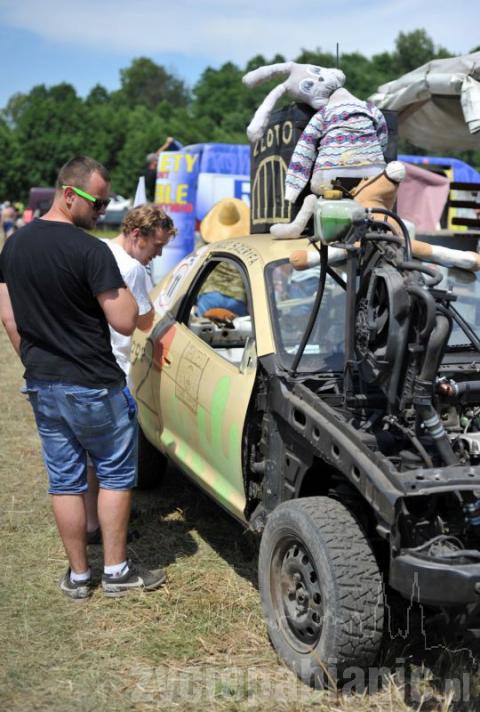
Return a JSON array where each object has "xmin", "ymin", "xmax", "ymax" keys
[{"xmin": 1, "ymin": 29, "xmax": 478, "ymax": 203}]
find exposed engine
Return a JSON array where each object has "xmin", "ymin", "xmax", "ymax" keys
[{"xmin": 298, "ymin": 205, "xmax": 480, "ymax": 567}]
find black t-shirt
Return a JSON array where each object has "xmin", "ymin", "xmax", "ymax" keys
[{"xmin": 0, "ymin": 219, "xmax": 126, "ymax": 388}]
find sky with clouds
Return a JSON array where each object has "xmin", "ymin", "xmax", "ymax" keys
[{"xmin": 0, "ymin": 0, "xmax": 479, "ymax": 109}]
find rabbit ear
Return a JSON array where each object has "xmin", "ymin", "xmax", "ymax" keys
[
  {"xmin": 246, "ymin": 83, "xmax": 287, "ymax": 142},
  {"xmin": 242, "ymin": 61, "xmax": 293, "ymax": 88}
]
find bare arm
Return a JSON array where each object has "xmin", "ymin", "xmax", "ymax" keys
[
  {"xmin": 0, "ymin": 283, "xmax": 21, "ymax": 356},
  {"xmin": 97, "ymin": 287, "xmax": 139, "ymax": 336},
  {"xmin": 136, "ymin": 307, "xmax": 155, "ymax": 332}
]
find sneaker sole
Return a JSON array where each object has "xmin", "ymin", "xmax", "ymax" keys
[
  {"xmin": 59, "ymin": 583, "xmax": 92, "ymax": 601},
  {"xmin": 102, "ymin": 573, "xmax": 166, "ymax": 597}
]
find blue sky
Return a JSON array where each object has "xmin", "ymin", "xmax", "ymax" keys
[{"xmin": 0, "ymin": 0, "xmax": 479, "ymax": 110}]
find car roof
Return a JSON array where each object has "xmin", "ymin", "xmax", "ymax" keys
[{"xmin": 203, "ymin": 233, "xmax": 317, "ymax": 265}]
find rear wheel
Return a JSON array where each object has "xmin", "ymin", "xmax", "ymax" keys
[
  {"xmin": 136, "ymin": 426, "xmax": 167, "ymax": 490},
  {"xmin": 258, "ymin": 496, "xmax": 384, "ymax": 688}
]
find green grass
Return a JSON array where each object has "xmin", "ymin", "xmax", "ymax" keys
[{"xmin": 0, "ymin": 325, "xmax": 478, "ymax": 711}]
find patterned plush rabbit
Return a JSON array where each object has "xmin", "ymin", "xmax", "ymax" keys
[{"xmin": 243, "ymin": 62, "xmax": 388, "ymax": 238}]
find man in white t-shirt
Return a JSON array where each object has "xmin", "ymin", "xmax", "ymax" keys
[
  {"xmin": 103, "ymin": 204, "xmax": 176, "ymax": 384},
  {"xmin": 86, "ymin": 204, "xmax": 176, "ymax": 541}
]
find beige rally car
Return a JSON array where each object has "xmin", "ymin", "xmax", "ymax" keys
[{"xmin": 130, "ymin": 225, "xmax": 480, "ymax": 687}]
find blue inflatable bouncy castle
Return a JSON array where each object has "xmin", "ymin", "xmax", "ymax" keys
[{"xmin": 151, "ymin": 143, "xmax": 251, "ymax": 283}]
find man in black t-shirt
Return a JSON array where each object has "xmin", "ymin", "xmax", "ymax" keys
[{"xmin": 0, "ymin": 156, "xmax": 166, "ymax": 599}]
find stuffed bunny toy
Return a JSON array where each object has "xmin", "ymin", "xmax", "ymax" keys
[
  {"xmin": 243, "ymin": 62, "xmax": 389, "ymax": 239},
  {"xmin": 243, "ymin": 62, "xmax": 346, "ymax": 142}
]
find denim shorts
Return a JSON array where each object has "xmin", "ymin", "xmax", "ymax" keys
[{"xmin": 23, "ymin": 381, "xmax": 137, "ymax": 495}]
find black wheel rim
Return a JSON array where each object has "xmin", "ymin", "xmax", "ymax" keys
[{"xmin": 270, "ymin": 535, "xmax": 324, "ymax": 651}]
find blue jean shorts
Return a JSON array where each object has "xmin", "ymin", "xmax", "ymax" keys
[{"xmin": 23, "ymin": 381, "xmax": 138, "ymax": 495}]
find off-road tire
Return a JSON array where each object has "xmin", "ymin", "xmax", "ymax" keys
[
  {"xmin": 258, "ymin": 496, "xmax": 384, "ymax": 688},
  {"xmin": 136, "ymin": 426, "xmax": 167, "ymax": 490}
]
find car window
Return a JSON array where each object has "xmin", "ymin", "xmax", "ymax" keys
[
  {"xmin": 267, "ymin": 259, "xmax": 347, "ymax": 372},
  {"xmin": 183, "ymin": 258, "xmax": 254, "ymax": 367},
  {"xmin": 430, "ymin": 264, "xmax": 480, "ymax": 350},
  {"xmin": 267, "ymin": 258, "xmax": 480, "ymax": 373}
]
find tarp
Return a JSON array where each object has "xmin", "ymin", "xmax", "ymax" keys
[
  {"xmin": 399, "ymin": 154, "xmax": 480, "ymax": 183},
  {"xmin": 396, "ymin": 163, "xmax": 451, "ymax": 232},
  {"xmin": 370, "ymin": 52, "xmax": 480, "ymax": 152}
]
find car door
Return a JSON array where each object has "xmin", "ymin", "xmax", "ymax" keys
[{"xmin": 151, "ymin": 256, "xmax": 257, "ymax": 521}]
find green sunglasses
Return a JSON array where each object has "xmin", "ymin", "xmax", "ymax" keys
[{"xmin": 63, "ymin": 185, "xmax": 110, "ymax": 211}]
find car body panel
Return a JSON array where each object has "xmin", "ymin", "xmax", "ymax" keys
[{"xmin": 131, "ymin": 235, "xmax": 313, "ymax": 520}]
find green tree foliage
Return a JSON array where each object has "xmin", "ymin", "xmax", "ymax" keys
[
  {"xmin": 0, "ymin": 32, "xmax": 478, "ymax": 203},
  {"xmin": 393, "ymin": 29, "xmax": 451, "ymax": 74},
  {"xmin": 0, "ymin": 117, "xmax": 18, "ymax": 198},
  {"xmin": 118, "ymin": 57, "xmax": 189, "ymax": 110},
  {"xmin": 4, "ymin": 83, "xmax": 90, "ymax": 198}
]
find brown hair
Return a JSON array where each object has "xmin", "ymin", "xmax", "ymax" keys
[
  {"xmin": 56, "ymin": 156, "xmax": 110, "ymax": 191},
  {"xmin": 122, "ymin": 204, "xmax": 177, "ymax": 239}
]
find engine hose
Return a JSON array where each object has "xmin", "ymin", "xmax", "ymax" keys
[
  {"xmin": 444, "ymin": 380, "xmax": 480, "ymax": 402},
  {"xmin": 415, "ymin": 314, "xmax": 457, "ymax": 466},
  {"xmin": 419, "ymin": 314, "xmax": 452, "ymax": 382},
  {"xmin": 362, "ymin": 229, "xmax": 404, "ymax": 246},
  {"xmin": 417, "ymin": 406, "xmax": 458, "ymax": 466},
  {"xmin": 397, "ymin": 260, "xmax": 443, "ymax": 287},
  {"xmin": 367, "ymin": 207, "xmax": 412, "ymax": 261},
  {"xmin": 290, "ymin": 241, "xmax": 328, "ymax": 374},
  {"xmin": 407, "ymin": 285, "xmax": 437, "ymax": 342}
]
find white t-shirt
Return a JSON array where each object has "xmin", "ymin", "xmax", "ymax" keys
[{"xmin": 102, "ymin": 240, "xmax": 152, "ymax": 382}]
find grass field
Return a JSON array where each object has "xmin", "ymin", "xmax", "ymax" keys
[{"xmin": 1, "ymin": 324, "xmax": 479, "ymax": 711}]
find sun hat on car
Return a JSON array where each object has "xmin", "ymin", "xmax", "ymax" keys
[{"xmin": 200, "ymin": 198, "xmax": 250, "ymax": 243}]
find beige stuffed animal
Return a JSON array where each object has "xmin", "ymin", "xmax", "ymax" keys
[{"xmin": 289, "ymin": 161, "xmax": 480, "ymax": 272}]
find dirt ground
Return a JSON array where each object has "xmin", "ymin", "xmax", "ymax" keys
[{"xmin": 0, "ymin": 325, "xmax": 479, "ymax": 711}]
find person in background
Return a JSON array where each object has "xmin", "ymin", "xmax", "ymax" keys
[
  {"xmin": 85, "ymin": 204, "xmax": 176, "ymax": 542},
  {"xmin": 1, "ymin": 202, "xmax": 17, "ymax": 244},
  {"xmin": 0, "ymin": 156, "xmax": 166, "ymax": 600},
  {"xmin": 144, "ymin": 137, "xmax": 183, "ymax": 202}
]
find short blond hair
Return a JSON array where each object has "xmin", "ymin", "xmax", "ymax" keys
[{"xmin": 122, "ymin": 204, "xmax": 177, "ymax": 239}]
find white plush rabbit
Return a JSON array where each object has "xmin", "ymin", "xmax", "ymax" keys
[
  {"xmin": 243, "ymin": 62, "xmax": 388, "ymax": 238},
  {"xmin": 243, "ymin": 62, "xmax": 345, "ymax": 142}
]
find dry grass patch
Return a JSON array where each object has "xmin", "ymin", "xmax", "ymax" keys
[{"xmin": 1, "ymin": 326, "xmax": 479, "ymax": 711}]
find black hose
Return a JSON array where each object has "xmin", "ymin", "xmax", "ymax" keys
[
  {"xmin": 419, "ymin": 314, "xmax": 452, "ymax": 382},
  {"xmin": 415, "ymin": 314, "xmax": 457, "ymax": 466},
  {"xmin": 397, "ymin": 260, "xmax": 443, "ymax": 287},
  {"xmin": 407, "ymin": 285, "xmax": 437, "ymax": 342},
  {"xmin": 449, "ymin": 380, "xmax": 480, "ymax": 401},
  {"xmin": 367, "ymin": 207, "xmax": 412, "ymax": 261},
  {"xmin": 362, "ymin": 232, "xmax": 404, "ymax": 246},
  {"xmin": 290, "ymin": 242, "xmax": 328, "ymax": 374},
  {"xmin": 417, "ymin": 405, "xmax": 458, "ymax": 466}
]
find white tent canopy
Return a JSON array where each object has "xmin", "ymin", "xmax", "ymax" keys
[{"xmin": 370, "ymin": 52, "xmax": 480, "ymax": 152}]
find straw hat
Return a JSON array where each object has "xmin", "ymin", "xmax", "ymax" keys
[{"xmin": 200, "ymin": 198, "xmax": 250, "ymax": 243}]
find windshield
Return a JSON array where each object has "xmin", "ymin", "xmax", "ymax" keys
[
  {"xmin": 266, "ymin": 259, "xmax": 347, "ymax": 372},
  {"xmin": 434, "ymin": 265, "xmax": 480, "ymax": 350},
  {"xmin": 266, "ymin": 258, "xmax": 480, "ymax": 373}
]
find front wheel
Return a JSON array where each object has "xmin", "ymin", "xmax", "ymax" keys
[{"xmin": 258, "ymin": 496, "xmax": 384, "ymax": 688}]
